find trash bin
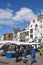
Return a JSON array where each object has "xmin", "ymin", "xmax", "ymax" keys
[{"xmin": 6, "ymin": 51, "xmax": 12, "ymax": 58}]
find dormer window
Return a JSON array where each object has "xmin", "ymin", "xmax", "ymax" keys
[
  {"xmin": 40, "ymin": 21, "xmax": 42, "ymax": 23},
  {"xmin": 33, "ymin": 20, "xmax": 35, "ymax": 23},
  {"xmin": 31, "ymin": 25, "xmax": 32, "ymax": 27},
  {"xmin": 35, "ymin": 24, "xmax": 38, "ymax": 27},
  {"xmin": 35, "ymin": 24, "xmax": 38, "ymax": 30}
]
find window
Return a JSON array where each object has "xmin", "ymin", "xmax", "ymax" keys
[
  {"xmin": 31, "ymin": 25, "xmax": 32, "ymax": 27},
  {"xmin": 25, "ymin": 31, "xmax": 29, "ymax": 35},
  {"xmin": 35, "ymin": 24, "xmax": 38, "ymax": 30},
  {"xmin": 33, "ymin": 20, "xmax": 35, "ymax": 23},
  {"xmin": 30, "ymin": 29, "xmax": 33, "ymax": 33},
  {"xmin": 8, "ymin": 35, "xmax": 10, "ymax": 37},
  {"xmin": 40, "ymin": 25, "xmax": 42, "ymax": 28},
  {"xmin": 40, "ymin": 21, "xmax": 42, "ymax": 23},
  {"xmin": 30, "ymin": 35, "xmax": 33, "ymax": 39},
  {"xmin": 35, "ymin": 37, "xmax": 37, "ymax": 39},
  {"xmin": 4, "ymin": 37, "xmax": 6, "ymax": 40},
  {"xmin": 35, "ymin": 24, "xmax": 38, "ymax": 27}
]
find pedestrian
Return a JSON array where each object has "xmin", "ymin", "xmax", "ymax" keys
[
  {"xmin": 22, "ymin": 49, "xmax": 27, "ymax": 63},
  {"xmin": 15, "ymin": 48, "xmax": 19, "ymax": 62},
  {"xmin": 39, "ymin": 47, "xmax": 42, "ymax": 56},
  {"xmin": 30, "ymin": 47, "xmax": 36, "ymax": 65}
]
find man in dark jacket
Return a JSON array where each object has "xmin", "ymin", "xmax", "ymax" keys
[{"xmin": 15, "ymin": 48, "xmax": 19, "ymax": 62}]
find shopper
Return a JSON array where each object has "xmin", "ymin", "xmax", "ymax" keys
[
  {"xmin": 15, "ymin": 48, "xmax": 19, "ymax": 62},
  {"xmin": 22, "ymin": 49, "xmax": 27, "ymax": 63},
  {"xmin": 30, "ymin": 47, "xmax": 36, "ymax": 65},
  {"xmin": 39, "ymin": 47, "xmax": 42, "ymax": 56}
]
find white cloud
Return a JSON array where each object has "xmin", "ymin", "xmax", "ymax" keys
[
  {"xmin": 0, "ymin": 8, "xmax": 13, "ymax": 19},
  {"xmin": 0, "ymin": 19, "xmax": 14, "ymax": 25},
  {"xmin": 0, "ymin": 7, "xmax": 37, "ymax": 26},
  {"xmin": 12, "ymin": 8, "xmax": 36, "ymax": 22},
  {"xmin": 0, "ymin": 8, "xmax": 14, "ymax": 25}
]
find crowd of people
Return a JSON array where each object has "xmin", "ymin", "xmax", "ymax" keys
[
  {"xmin": 6, "ymin": 45, "xmax": 43, "ymax": 65},
  {"xmin": 14, "ymin": 45, "xmax": 43, "ymax": 65}
]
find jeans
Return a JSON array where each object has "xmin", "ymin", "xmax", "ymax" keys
[
  {"xmin": 16, "ymin": 56, "xmax": 18, "ymax": 62},
  {"xmin": 31, "ymin": 56, "xmax": 35, "ymax": 64}
]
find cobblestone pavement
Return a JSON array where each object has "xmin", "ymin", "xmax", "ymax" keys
[{"xmin": 0, "ymin": 53, "xmax": 43, "ymax": 65}]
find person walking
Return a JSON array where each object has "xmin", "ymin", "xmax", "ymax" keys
[
  {"xmin": 39, "ymin": 47, "xmax": 42, "ymax": 56},
  {"xmin": 22, "ymin": 49, "xmax": 27, "ymax": 63},
  {"xmin": 15, "ymin": 48, "xmax": 19, "ymax": 62},
  {"xmin": 30, "ymin": 47, "xmax": 36, "ymax": 65}
]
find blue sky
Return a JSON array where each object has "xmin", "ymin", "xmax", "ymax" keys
[{"xmin": 0, "ymin": 0, "xmax": 43, "ymax": 37}]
